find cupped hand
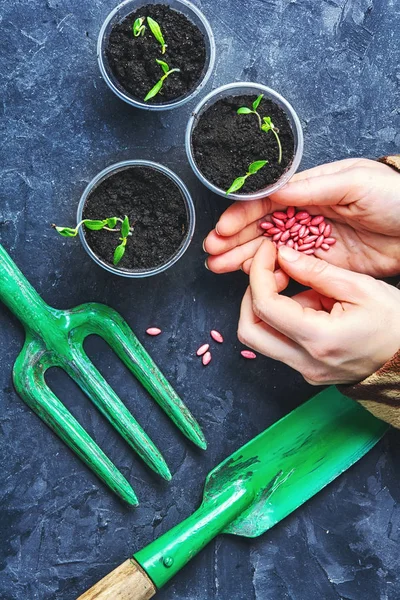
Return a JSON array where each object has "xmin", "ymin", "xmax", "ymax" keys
[
  {"xmin": 237, "ymin": 240, "xmax": 400, "ymax": 385},
  {"xmin": 204, "ymin": 158, "xmax": 400, "ymax": 278}
]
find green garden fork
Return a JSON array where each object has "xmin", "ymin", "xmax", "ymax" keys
[{"xmin": 0, "ymin": 244, "xmax": 206, "ymax": 506}]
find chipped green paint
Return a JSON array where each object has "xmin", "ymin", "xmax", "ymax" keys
[
  {"xmin": 135, "ymin": 387, "xmax": 388, "ymax": 587},
  {"xmin": 0, "ymin": 245, "xmax": 206, "ymax": 505}
]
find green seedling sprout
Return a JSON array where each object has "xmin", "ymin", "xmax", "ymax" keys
[
  {"xmin": 53, "ymin": 216, "xmax": 134, "ymax": 266},
  {"xmin": 237, "ymin": 94, "xmax": 283, "ymax": 164},
  {"xmin": 237, "ymin": 94, "xmax": 263, "ymax": 128},
  {"xmin": 226, "ymin": 160, "xmax": 268, "ymax": 195},
  {"xmin": 133, "ymin": 17, "xmax": 146, "ymax": 37},
  {"xmin": 261, "ymin": 116, "xmax": 282, "ymax": 164},
  {"xmin": 147, "ymin": 16, "xmax": 167, "ymax": 53},
  {"xmin": 144, "ymin": 59, "xmax": 180, "ymax": 102}
]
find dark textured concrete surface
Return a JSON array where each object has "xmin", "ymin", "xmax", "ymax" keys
[{"xmin": 1, "ymin": 0, "xmax": 399, "ymax": 599}]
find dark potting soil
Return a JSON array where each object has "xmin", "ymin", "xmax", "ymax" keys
[
  {"xmin": 191, "ymin": 95, "xmax": 295, "ymax": 193},
  {"xmin": 82, "ymin": 167, "xmax": 188, "ymax": 271},
  {"xmin": 106, "ymin": 4, "xmax": 206, "ymax": 103}
]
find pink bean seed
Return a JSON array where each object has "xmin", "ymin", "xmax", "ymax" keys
[
  {"xmin": 324, "ymin": 237, "xmax": 336, "ymax": 245},
  {"xmin": 241, "ymin": 350, "xmax": 257, "ymax": 359},
  {"xmin": 298, "ymin": 238, "xmax": 304, "ymax": 246},
  {"xmin": 273, "ymin": 211, "xmax": 288, "ymax": 220},
  {"xmin": 210, "ymin": 330, "xmax": 224, "ymax": 343},
  {"xmin": 263, "ymin": 231, "xmax": 273, "ymax": 237},
  {"xmin": 287, "ymin": 206, "xmax": 295, "ymax": 218},
  {"xmin": 310, "ymin": 215, "xmax": 324, "ymax": 226},
  {"xmin": 290, "ymin": 223, "xmax": 302, "ymax": 233},
  {"xmin": 324, "ymin": 223, "xmax": 332, "ymax": 237},
  {"xmin": 309, "ymin": 226, "xmax": 320, "ymax": 235},
  {"xmin": 285, "ymin": 216, "xmax": 296, "ymax": 229},
  {"xmin": 196, "ymin": 343, "xmax": 210, "ymax": 356},
  {"xmin": 303, "ymin": 235, "xmax": 318, "ymax": 243},
  {"xmin": 269, "ymin": 227, "xmax": 282, "ymax": 235},
  {"xmin": 273, "ymin": 232, "xmax": 282, "ymax": 241},
  {"xmin": 303, "ymin": 249, "xmax": 315, "ymax": 255},
  {"xmin": 280, "ymin": 230, "xmax": 291, "ymax": 242},
  {"xmin": 292, "ymin": 235, "xmax": 299, "ymax": 241},
  {"xmin": 298, "ymin": 242, "xmax": 315, "ymax": 251},
  {"xmin": 294, "ymin": 242, "xmax": 299, "ymax": 250},
  {"xmin": 272, "ymin": 217, "xmax": 286, "ymax": 228},
  {"xmin": 286, "ymin": 238, "xmax": 294, "ymax": 248},
  {"xmin": 321, "ymin": 243, "xmax": 330, "ymax": 250},
  {"xmin": 202, "ymin": 351, "xmax": 212, "ymax": 366},
  {"xmin": 299, "ymin": 225, "xmax": 307, "ymax": 238},
  {"xmin": 277, "ymin": 240, "xmax": 285, "ymax": 247},
  {"xmin": 146, "ymin": 327, "xmax": 162, "ymax": 336},
  {"xmin": 299, "ymin": 218, "xmax": 311, "ymax": 225},
  {"xmin": 318, "ymin": 223, "xmax": 326, "ymax": 234},
  {"xmin": 315, "ymin": 235, "xmax": 324, "ymax": 248},
  {"xmin": 260, "ymin": 222, "xmax": 273, "ymax": 230},
  {"xmin": 295, "ymin": 211, "xmax": 310, "ymax": 220}
]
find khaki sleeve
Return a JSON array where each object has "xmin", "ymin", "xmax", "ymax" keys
[
  {"xmin": 339, "ymin": 350, "xmax": 400, "ymax": 428},
  {"xmin": 377, "ymin": 154, "xmax": 400, "ymax": 172}
]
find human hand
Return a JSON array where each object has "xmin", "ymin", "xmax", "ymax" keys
[
  {"xmin": 204, "ymin": 158, "xmax": 400, "ymax": 278},
  {"xmin": 238, "ymin": 240, "xmax": 400, "ymax": 385}
]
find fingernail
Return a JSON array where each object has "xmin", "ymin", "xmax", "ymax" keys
[
  {"xmin": 279, "ymin": 245, "xmax": 301, "ymax": 262},
  {"xmin": 215, "ymin": 223, "xmax": 221, "ymax": 235},
  {"xmin": 204, "ymin": 259, "xmax": 209, "ymax": 270},
  {"xmin": 202, "ymin": 238, "xmax": 207, "ymax": 252}
]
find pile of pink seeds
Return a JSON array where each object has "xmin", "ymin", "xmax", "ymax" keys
[{"xmin": 261, "ymin": 207, "xmax": 336, "ymax": 255}]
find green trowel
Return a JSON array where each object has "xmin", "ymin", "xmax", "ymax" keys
[{"xmin": 79, "ymin": 386, "xmax": 388, "ymax": 599}]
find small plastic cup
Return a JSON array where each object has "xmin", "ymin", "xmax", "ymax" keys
[
  {"xmin": 186, "ymin": 82, "xmax": 304, "ymax": 201},
  {"xmin": 77, "ymin": 160, "xmax": 196, "ymax": 278},
  {"xmin": 97, "ymin": 0, "xmax": 216, "ymax": 110}
]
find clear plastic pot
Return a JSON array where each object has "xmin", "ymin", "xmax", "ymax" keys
[
  {"xmin": 97, "ymin": 0, "xmax": 215, "ymax": 110},
  {"xmin": 77, "ymin": 160, "xmax": 196, "ymax": 278},
  {"xmin": 186, "ymin": 82, "xmax": 304, "ymax": 201}
]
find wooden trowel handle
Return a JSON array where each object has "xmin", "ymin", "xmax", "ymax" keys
[{"xmin": 77, "ymin": 559, "xmax": 156, "ymax": 600}]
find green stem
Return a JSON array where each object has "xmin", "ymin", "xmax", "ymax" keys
[
  {"xmin": 272, "ymin": 129, "xmax": 282, "ymax": 164},
  {"xmin": 254, "ymin": 110, "xmax": 262, "ymax": 130}
]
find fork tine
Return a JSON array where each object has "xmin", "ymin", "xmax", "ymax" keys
[
  {"xmin": 76, "ymin": 304, "xmax": 207, "ymax": 450},
  {"xmin": 66, "ymin": 347, "xmax": 172, "ymax": 481},
  {"xmin": 13, "ymin": 344, "xmax": 139, "ymax": 506}
]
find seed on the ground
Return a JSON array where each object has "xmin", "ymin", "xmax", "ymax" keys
[
  {"xmin": 146, "ymin": 327, "xmax": 162, "ymax": 336},
  {"xmin": 241, "ymin": 350, "xmax": 257, "ymax": 359},
  {"xmin": 197, "ymin": 343, "xmax": 210, "ymax": 356},
  {"xmin": 202, "ymin": 351, "xmax": 212, "ymax": 366},
  {"xmin": 210, "ymin": 330, "xmax": 224, "ymax": 343}
]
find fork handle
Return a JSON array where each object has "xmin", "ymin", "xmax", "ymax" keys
[{"xmin": 77, "ymin": 559, "xmax": 156, "ymax": 600}]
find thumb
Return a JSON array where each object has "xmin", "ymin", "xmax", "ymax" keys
[
  {"xmin": 277, "ymin": 245, "xmax": 369, "ymax": 303},
  {"xmin": 270, "ymin": 170, "xmax": 354, "ymax": 208}
]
